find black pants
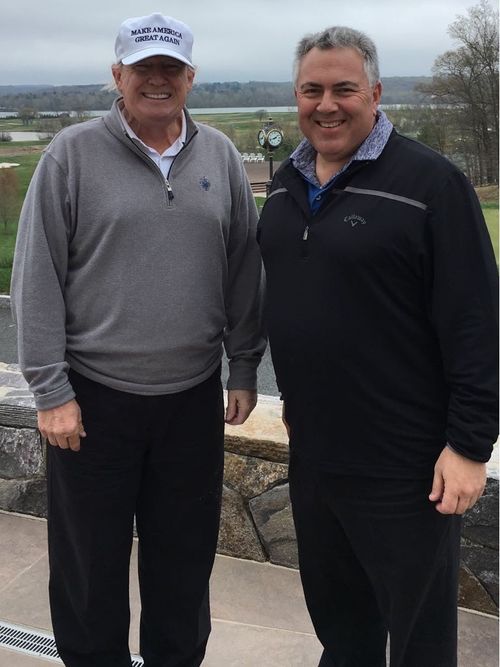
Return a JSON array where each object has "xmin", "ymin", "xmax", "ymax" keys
[
  {"xmin": 47, "ymin": 369, "xmax": 224, "ymax": 667},
  {"xmin": 288, "ymin": 454, "xmax": 461, "ymax": 667}
]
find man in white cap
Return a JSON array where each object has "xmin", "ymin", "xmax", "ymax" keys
[{"xmin": 11, "ymin": 13, "xmax": 265, "ymax": 667}]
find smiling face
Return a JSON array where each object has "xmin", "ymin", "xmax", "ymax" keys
[
  {"xmin": 112, "ymin": 55, "xmax": 194, "ymax": 137},
  {"xmin": 295, "ymin": 46, "xmax": 381, "ymax": 173}
]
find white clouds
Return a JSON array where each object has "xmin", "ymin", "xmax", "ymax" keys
[{"xmin": 1, "ymin": 0, "xmax": 478, "ymax": 84}]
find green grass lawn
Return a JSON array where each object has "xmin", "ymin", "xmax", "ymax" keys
[
  {"xmin": 0, "ymin": 118, "xmax": 29, "ymax": 132},
  {"xmin": 0, "ymin": 117, "xmax": 59, "ymax": 133},
  {"xmin": 483, "ymin": 206, "xmax": 499, "ymax": 264},
  {"xmin": 1, "ymin": 140, "xmax": 48, "ymax": 148},
  {"xmin": 1, "ymin": 152, "xmax": 42, "ymax": 197},
  {"xmin": 195, "ymin": 111, "xmax": 294, "ymax": 126},
  {"xmin": 0, "ymin": 220, "xmax": 17, "ymax": 293},
  {"xmin": 0, "ymin": 152, "xmax": 41, "ymax": 293},
  {"xmin": 196, "ymin": 112, "xmax": 298, "ymax": 157}
]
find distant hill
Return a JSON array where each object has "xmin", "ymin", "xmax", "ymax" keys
[
  {"xmin": 0, "ymin": 77, "xmax": 433, "ymax": 112},
  {"xmin": 0, "ymin": 85, "xmax": 55, "ymax": 94},
  {"xmin": 379, "ymin": 77, "xmax": 431, "ymax": 104},
  {"xmin": 0, "ymin": 85, "xmax": 113, "ymax": 113}
]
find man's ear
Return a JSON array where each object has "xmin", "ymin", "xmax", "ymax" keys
[
  {"xmin": 186, "ymin": 66, "xmax": 195, "ymax": 92},
  {"xmin": 372, "ymin": 80, "xmax": 382, "ymax": 113},
  {"xmin": 111, "ymin": 64, "xmax": 123, "ymax": 92}
]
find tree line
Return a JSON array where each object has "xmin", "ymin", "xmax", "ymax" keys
[{"xmin": 0, "ymin": 77, "xmax": 432, "ymax": 116}]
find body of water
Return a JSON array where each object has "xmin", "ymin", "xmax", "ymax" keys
[
  {"xmin": 3, "ymin": 131, "xmax": 44, "ymax": 141},
  {"xmin": 0, "ymin": 103, "xmax": 450, "ymax": 121}
]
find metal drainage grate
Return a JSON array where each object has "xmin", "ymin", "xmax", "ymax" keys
[{"xmin": 0, "ymin": 620, "xmax": 144, "ymax": 665}]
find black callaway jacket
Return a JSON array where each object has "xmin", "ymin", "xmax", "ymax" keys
[{"xmin": 258, "ymin": 130, "xmax": 498, "ymax": 478}]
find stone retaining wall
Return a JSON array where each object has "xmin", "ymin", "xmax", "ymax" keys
[{"xmin": 0, "ymin": 361, "xmax": 497, "ymax": 615}]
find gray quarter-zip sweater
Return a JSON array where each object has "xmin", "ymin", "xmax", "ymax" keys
[{"xmin": 11, "ymin": 100, "xmax": 265, "ymax": 410}]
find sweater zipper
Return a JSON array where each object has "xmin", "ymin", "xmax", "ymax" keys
[
  {"xmin": 165, "ymin": 179, "xmax": 174, "ymax": 204},
  {"xmin": 300, "ymin": 183, "xmax": 345, "ymax": 257},
  {"xmin": 161, "ymin": 130, "xmax": 197, "ymax": 206},
  {"xmin": 124, "ymin": 133, "xmax": 175, "ymax": 207},
  {"xmin": 123, "ymin": 126, "xmax": 198, "ymax": 208}
]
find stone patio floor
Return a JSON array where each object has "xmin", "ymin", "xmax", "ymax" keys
[{"xmin": 0, "ymin": 511, "xmax": 498, "ymax": 666}]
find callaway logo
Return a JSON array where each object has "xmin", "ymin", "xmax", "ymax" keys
[{"xmin": 344, "ymin": 213, "xmax": 367, "ymax": 227}]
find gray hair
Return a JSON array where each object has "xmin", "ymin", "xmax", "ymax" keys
[{"xmin": 293, "ymin": 26, "xmax": 380, "ymax": 87}]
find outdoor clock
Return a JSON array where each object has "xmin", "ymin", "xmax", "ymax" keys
[
  {"xmin": 257, "ymin": 125, "xmax": 284, "ymax": 150},
  {"xmin": 267, "ymin": 128, "xmax": 283, "ymax": 148}
]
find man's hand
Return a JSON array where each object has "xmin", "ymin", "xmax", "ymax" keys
[
  {"xmin": 38, "ymin": 399, "xmax": 86, "ymax": 452},
  {"xmin": 429, "ymin": 446, "xmax": 486, "ymax": 515},
  {"xmin": 225, "ymin": 389, "xmax": 257, "ymax": 425}
]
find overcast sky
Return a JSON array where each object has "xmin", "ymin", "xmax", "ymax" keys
[{"xmin": 2, "ymin": 0, "xmax": 476, "ymax": 85}]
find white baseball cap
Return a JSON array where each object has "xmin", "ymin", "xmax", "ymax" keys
[{"xmin": 115, "ymin": 13, "xmax": 194, "ymax": 67}]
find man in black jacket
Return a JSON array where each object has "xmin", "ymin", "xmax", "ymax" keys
[{"xmin": 258, "ymin": 26, "xmax": 498, "ymax": 667}]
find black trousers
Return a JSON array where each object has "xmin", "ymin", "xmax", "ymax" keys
[
  {"xmin": 288, "ymin": 454, "xmax": 461, "ymax": 667},
  {"xmin": 47, "ymin": 369, "xmax": 224, "ymax": 667}
]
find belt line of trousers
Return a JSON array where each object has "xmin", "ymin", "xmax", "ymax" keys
[
  {"xmin": 288, "ymin": 453, "xmax": 462, "ymax": 667},
  {"xmin": 47, "ymin": 368, "xmax": 225, "ymax": 667}
]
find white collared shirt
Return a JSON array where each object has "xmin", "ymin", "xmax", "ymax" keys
[{"xmin": 118, "ymin": 107, "xmax": 187, "ymax": 178}]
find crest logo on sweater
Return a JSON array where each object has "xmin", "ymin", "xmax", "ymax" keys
[
  {"xmin": 344, "ymin": 213, "xmax": 366, "ymax": 227},
  {"xmin": 199, "ymin": 177, "xmax": 211, "ymax": 191}
]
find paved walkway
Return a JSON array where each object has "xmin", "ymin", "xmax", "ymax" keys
[{"xmin": 0, "ymin": 511, "xmax": 498, "ymax": 666}]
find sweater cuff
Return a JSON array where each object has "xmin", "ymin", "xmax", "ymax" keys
[
  {"xmin": 226, "ymin": 360, "xmax": 258, "ymax": 391},
  {"xmin": 34, "ymin": 380, "xmax": 76, "ymax": 411},
  {"xmin": 446, "ymin": 440, "xmax": 492, "ymax": 464}
]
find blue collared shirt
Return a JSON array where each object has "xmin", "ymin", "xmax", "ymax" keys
[{"xmin": 290, "ymin": 110, "xmax": 393, "ymax": 214}]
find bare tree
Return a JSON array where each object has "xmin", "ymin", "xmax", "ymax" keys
[
  {"xmin": 417, "ymin": 0, "xmax": 498, "ymax": 184},
  {"xmin": 18, "ymin": 107, "xmax": 37, "ymax": 126}
]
